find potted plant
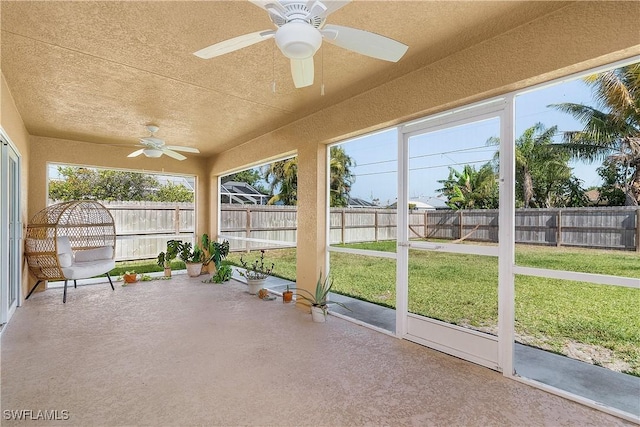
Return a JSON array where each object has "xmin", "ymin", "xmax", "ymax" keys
[
  {"xmin": 177, "ymin": 241, "xmax": 204, "ymax": 278},
  {"xmin": 122, "ymin": 270, "xmax": 137, "ymax": 284},
  {"xmin": 157, "ymin": 239, "xmax": 181, "ymax": 277},
  {"xmin": 282, "ymin": 285, "xmax": 293, "ymax": 303},
  {"xmin": 205, "ymin": 263, "xmax": 233, "ymax": 284},
  {"xmin": 238, "ymin": 250, "xmax": 274, "ymax": 295},
  {"xmin": 294, "ymin": 271, "xmax": 350, "ymax": 323},
  {"xmin": 201, "ymin": 234, "xmax": 230, "ymax": 274}
]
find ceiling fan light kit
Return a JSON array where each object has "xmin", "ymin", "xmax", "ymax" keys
[
  {"xmin": 127, "ymin": 125, "xmax": 200, "ymax": 161},
  {"xmin": 142, "ymin": 148, "xmax": 163, "ymax": 158},
  {"xmin": 275, "ymin": 21, "xmax": 322, "ymax": 59},
  {"xmin": 193, "ymin": 0, "xmax": 408, "ymax": 88}
]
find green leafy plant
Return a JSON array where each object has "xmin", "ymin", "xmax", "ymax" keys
[
  {"xmin": 177, "ymin": 241, "xmax": 204, "ymax": 264},
  {"xmin": 294, "ymin": 271, "xmax": 350, "ymax": 312},
  {"xmin": 239, "ymin": 250, "xmax": 274, "ymax": 280},
  {"xmin": 140, "ymin": 273, "xmax": 153, "ymax": 281},
  {"xmin": 201, "ymin": 234, "xmax": 230, "ymax": 270},
  {"xmin": 157, "ymin": 239, "xmax": 181, "ymax": 269},
  {"xmin": 209, "ymin": 264, "xmax": 233, "ymax": 283}
]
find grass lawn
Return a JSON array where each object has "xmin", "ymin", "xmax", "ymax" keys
[
  {"xmin": 109, "ymin": 259, "xmax": 186, "ymax": 276},
  {"xmin": 227, "ymin": 242, "xmax": 640, "ymax": 375}
]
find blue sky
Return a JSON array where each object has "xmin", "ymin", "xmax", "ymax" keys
[{"xmin": 340, "ymin": 77, "xmax": 601, "ymax": 207}]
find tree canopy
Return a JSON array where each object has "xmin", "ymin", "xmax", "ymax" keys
[
  {"xmin": 551, "ymin": 63, "xmax": 639, "ymax": 205},
  {"xmin": 49, "ymin": 167, "xmax": 194, "ymax": 202},
  {"xmin": 513, "ymin": 123, "xmax": 580, "ymax": 208},
  {"xmin": 437, "ymin": 163, "xmax": 499, "ymax": 210}
]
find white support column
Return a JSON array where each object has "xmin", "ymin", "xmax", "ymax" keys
[
  {"xmin": 498, "ymin": 95, "xmax": 516, "ymax": 376},
  {"xmin": 396, "ymin": 128, "xmax": 409, "ymax": 337}
]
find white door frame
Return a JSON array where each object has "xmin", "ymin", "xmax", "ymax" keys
[
  {"xmin": 0, "ymin": 128, "xmax": 22, "ymax": 325},
  {"xmin": 396, "ymin": 97, "xmax": 511, "ymax": 371}
]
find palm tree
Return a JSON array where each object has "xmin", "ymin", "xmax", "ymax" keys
[
  {"xmin": 437, "ymin": 163, "xmax": 498, "ymax": 209},
  {"xmin": 264, "ymin": 158, "xmax": 298, "ymax": 205},
  {"xmin": 514, "ymin": 123, "xmax": 572, "ymax": 208},
  {"xmin": 551, "ymin": 63, "xmax": 640, "ymax": 205},
  {"xmin": 329, "ymin": 146, "xmax": 355, "ymax": 207}
]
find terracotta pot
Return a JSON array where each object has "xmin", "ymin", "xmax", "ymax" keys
[
  {"xmin": 311, "ymin": 305, "xmax": 327, "ymax": 323},
  {"xmin": 164, "ymin": 267, "xmax": 172, "ymax": 278},
  {"xmin": 123, "ymin": 273, "xmax": 137, "ymax": 284},
  {"xmin": 282, "ymin": 290, "xmax": 293, "ymax": 303},
  {"xmin": 247, "ymin": 278, "xmax": 266, "ymax": 295},
  {"xmin": 186, "ymin": 262, "xmax": 203, "ymax": 277}
]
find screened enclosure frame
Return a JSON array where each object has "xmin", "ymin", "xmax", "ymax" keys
[{"xmin": 325, "ymin": 56, "xmax": 640, "ymax": 423}]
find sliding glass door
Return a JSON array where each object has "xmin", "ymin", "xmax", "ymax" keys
[{"xmin": 1, "ymin": 136, "xmax": 21, "ymax": 325}]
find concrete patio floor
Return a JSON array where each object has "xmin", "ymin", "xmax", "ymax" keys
[
  {"xmin": 266, "ymin": 275, "xmax": 640, "ymax": 419},
  {"xmin": 1, "ymin": 274, "xmax": 635, "ymax": 426}
]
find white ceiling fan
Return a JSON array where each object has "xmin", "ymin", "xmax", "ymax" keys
[
  {"xmin": 193, "ymin": 0, "xmax": 408, "ymax": 88},
  {"xmin": 128, "ymin": 125, "xmax": 200, "ymax": 161}
]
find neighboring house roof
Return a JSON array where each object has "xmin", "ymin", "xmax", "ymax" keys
[
  {"xmin": 220, "ymin": 181, "xmax": 268, "ymax": 205},
  {"xmin": 388, "ymin": 199, "xmax": 437, "ymax": 210},
  {"xmin": 347, "ymin": 197, "xmax": 377, "ymax": 208},
  {"xmin": 409, "ymin": 200, "xmax": 436, "ymax": 210}
]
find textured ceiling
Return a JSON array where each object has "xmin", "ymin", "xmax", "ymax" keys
[{"xmin": 1, "ymin": 1, "xmax": 570, "ymax": 157}]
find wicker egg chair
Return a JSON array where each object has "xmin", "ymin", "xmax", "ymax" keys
[{"xmin": 25, "ymin": 200, "xmax": 117, "ymax": 303}]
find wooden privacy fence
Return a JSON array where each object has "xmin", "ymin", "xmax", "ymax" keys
[
  {"xmin": 220, "ymin": 204, "xmax": 297, "ymax": 252},
  {"xmin": 89, "ymin": 203, "xmax": 639, "ymax": 261},
  {"xmin": 100, "ymin": 201, "xmax": 195, "ymax": 261},
  {"xmin": 221, "ymin": 205, "xmax": 640, "ymax": 252}
]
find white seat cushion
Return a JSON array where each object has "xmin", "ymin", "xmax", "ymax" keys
[
  {"xmin": 75, "ymin": 246, "xmax": 113, "ymax": 262},
  {"xmin": 61, "ymin": 259, "xmax": 116, "ymax": 280},
  {"xmin": 56, "ymin": 236, "xmax": 73, "ymax": 268}
]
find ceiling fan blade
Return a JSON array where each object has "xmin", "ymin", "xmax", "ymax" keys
[
  {"xmin": 250, "ymin": 0, "xmax": 288, "ymax": 21},
  {"xmin": 290, "ymin": 57, "xmax": 314, "ymax": 88},
  {"xmin": 194, "ymin": 30, "xmax": 275, "ymax": 59},
  {"xmin": 305, "ymin": 1, "xmax": 327, "ymax": 18},
  {"xmin": 309, "ymin": 0, "xmax": 350, "ymax": 18},
  {"xmin": 127, "ymin": 149, "xmax": 145, "ymax": 158},
  {"xmin": 162, "ymin": 149, "xmax": 187, "ymax": 161},
  {"xmin": 250, "ymin": 0, "xmax": 286, "ymax": 14},
  {"xmin": 321, "ymin": 24, "xmax": 408, "ymax": 62},
  {"xmin": 165, "ymin": 145, "xmax": 200, "ymax": 154}
]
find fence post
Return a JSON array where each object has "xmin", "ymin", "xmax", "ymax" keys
[
  {"xmin": 424, "ymin": 211, "xmax": 428, "ymax": 239},
  {"xmin": 556, "ymin": 210, "xmax": 562, "ymax": 247},
  {"xmin": 245, "ymin": 208, "xmax": 251, "ymax": 253},
  {"xmin": 341, "ymin": 210, "xmax": 346, "ymax": 244},
  {"xmin": 174, "ymin": 207, "xmax": 180, "ymax": 235},
  {"xmin": 374, "ymin": 210, "xmax": 379, "ymax": 242},
  {"xmin": 458, "ymin": 210, "xmax": 463, "ymax": 240},
  {"xmin": 636, "ymin": 208, "xmax": 640, "ymax": 252}
]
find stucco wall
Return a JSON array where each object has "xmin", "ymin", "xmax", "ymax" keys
[
  {"xmin": 27, "ymin": 136, "xmax": 210, "ymax": 295},
  {"xmin": 1, "ymin": 73, "xmax": 31, "ymax": 299},
  {"xmin": 209, "ymin": 1, "xmax": 640, "ymax": 294}
]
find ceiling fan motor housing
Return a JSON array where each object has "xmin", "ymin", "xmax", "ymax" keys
[
  {"xmin": 143, "ymin": 148, "xmax": 163, "ymax": 158},
  {"xmin": 275, "ymin": 21, "xmax": 322, "ymax": 59}
]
